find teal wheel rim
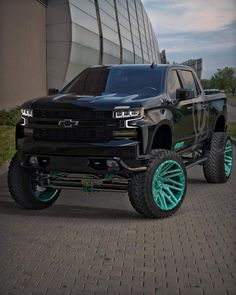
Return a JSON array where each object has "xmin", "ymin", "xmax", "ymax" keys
[
  {"xmin": 224, "ymin": 140, "xmax": 233, "ymax": 177},
  {"xmin": 152, "ymin": 160, "xmax": 185, "ymax": 211},
  {"xmin": 31, "ymin": 175, "xmax": 59, "ymax": 202},
  {"xmin": 34, "ymin": 188, "xmax": 58, "ymax": 202}
]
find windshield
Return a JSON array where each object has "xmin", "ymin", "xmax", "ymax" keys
[{"xmin": 62, "ymin": 66, "xmax": 163, "ymax": 97}]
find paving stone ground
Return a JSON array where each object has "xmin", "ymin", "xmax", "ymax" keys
[{"xmin": 0, "ymin": 148, "xmax": 235, "ymax": 295}]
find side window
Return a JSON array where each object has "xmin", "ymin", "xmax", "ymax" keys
[
  {"xmin": 167, "ymin": 70, "xmax": 181, "ymax": 100},
  {"xmin": 181, "ymin": 70, "xmax": 197, "ymax": 97}
]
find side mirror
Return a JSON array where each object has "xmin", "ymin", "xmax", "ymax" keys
[
  {"xmin": 176, "ymin": 88, "xmax": 194, "ymax": 100},
  {"xmin": 48, "ymin": 88, "xmax": 59, "ymax": 95}
]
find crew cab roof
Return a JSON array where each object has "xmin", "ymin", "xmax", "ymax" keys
[{"xmin": 88, "ymin": 63, "xmax": 194, "ymax": 72}]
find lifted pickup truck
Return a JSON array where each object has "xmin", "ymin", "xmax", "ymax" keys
[{"xmin": 8, "ymin": 64, "xmax": 233, "ymax": 218}]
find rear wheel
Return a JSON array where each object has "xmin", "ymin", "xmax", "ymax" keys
[
  {"xmin": 128, "ymin": 149, "xmax": 187, "ymax": 218},
  {"xmin": 8, "ymin": 153, "xmax": 60, "ymax": 209},
  {"xmin": 203, "ymin": 132, "xmax": 233, "ymax": 183}
]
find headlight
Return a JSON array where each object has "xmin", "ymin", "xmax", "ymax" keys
[
  {"xmin": 21, "ymin": 108, "xmax": 33, "ymax": 117},
  {"xmin": 113, "ymin": 109, "xmax": 141, "ymax": 119}
]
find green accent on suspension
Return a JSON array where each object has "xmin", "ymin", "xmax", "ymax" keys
[
  {"xmin": 34, "ymin": 188, "xmax": 58, "ymax": 202},
  {"xmin": 151, "ymin": 159, "xmax": 185, "ymax": 211},
  {"xmin": 224, "ymin": 139, "xmax": 233, "ymax": 177},
  {"xmin": 83, "ymin": 185, "xmax": 94, "ymax": 193},
  {"xmin": 174, "ymin": 141, "xmax": 185, "ymax": 149}
]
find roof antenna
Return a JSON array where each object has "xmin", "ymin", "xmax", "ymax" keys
[{"xmin": 150, "ymin": 62, "xmax": 155, "ymax": 68}]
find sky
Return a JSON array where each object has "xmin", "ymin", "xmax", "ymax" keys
[{"xmin": 142, "ymin": 0, "xmax": 236, "ymax": 78}]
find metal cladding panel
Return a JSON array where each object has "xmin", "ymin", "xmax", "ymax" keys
[
  {"xmin": 47, "ymin": 42, "xmax": 71, "ymax": 61},
  {"xmin": 47, "ymin": 0, "xmax": 71, "ymax": 89},
  {"xmin": 70, "ymin": 0, "xmax": 97, "ymax": 18},
  {"xmin": 47, "ymin": 0, "xmax": 161, "ymax": 90},
  {"xmin": 121, "ymin": 36, "xmax": 133, "ymax": 52},
  {"xmin": 102, "ymin": 38, "xmax": 120, "ymax": 62},
  {"xmin": 47, "ymin": 23, "xmax": 71, "ymax": 42},
  {"xmin": 70, "ymin": 4, "xmax": 98, "ymax": 33},
  {"xmin": 47, "ymin": 2, "xmax": 70, "ymax": 25},
  {"xmin": 70, "ymin": 43, "xmax": 99, "ymax": 65},
  {"xmin": 100, "ymin": 0, "xmax": 116, "ymax": 18},
  {"xmin": 103, "ymin": 53, "xmax": 120, "ymax": 65},
  {"xmin": 71, "ymin": 23, "xmax": 100, "ymax": 51},
  {"xmin": 134, "ymin": 45, "xmax": 142, "ymax": 57},
  {"xmin": 102, "ymin": 25, "xmax": 120, "ymax": 45},
  {"xmin": 122, "ymin": 48, "xmax": 135, "ymax": 64},
  {"xmin": 135, "ymin": 55, "xmax": 143, "ymax": 64}
]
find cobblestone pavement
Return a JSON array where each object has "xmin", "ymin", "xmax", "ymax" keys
[{"xmin": 0, "ymin": 148, "xmax": 235, "ymax": 295}]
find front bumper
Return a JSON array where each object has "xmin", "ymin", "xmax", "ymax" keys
[{"xmin": 17, "ymin": 136, "xmax": 149, "ymax": 174}]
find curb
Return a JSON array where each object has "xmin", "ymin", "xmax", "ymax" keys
[{"xmin": 0, "ymin": 161, "xmax": 9, "ymax": 176}]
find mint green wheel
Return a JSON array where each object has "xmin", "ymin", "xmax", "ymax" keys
[
  {"xmin": 33, "ymin": 187, "xmax": 59, "ymax": 202},
  {"xmin": 224, "ymin": 139, "xmax": 233, "ymax": 177},
  {"xmin": 128, "ymin": 149, "xmax": 187, "ymax": 219},
  {"xmin": 8, "ymin": 153, "xmax": 60, "ymax": 209},
  {"xmin": 152, "ymin": 160, "xmax": 185, "ymax": 211},
  {"xmin": 203, "ymin": 132, "xmax": 233, "ymax": 183},
  {"xmin": 30, "ymin": 173, "xmax": 60, "ymax": 204}
]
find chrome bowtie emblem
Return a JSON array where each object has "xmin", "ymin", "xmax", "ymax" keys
[{"xmin": 58, "ymin": 119, "xmax": 79, "ymax": 128}]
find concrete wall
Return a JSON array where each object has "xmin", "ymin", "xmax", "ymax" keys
[{"xmin": 0, "ymin": 0, "xmax": 47, "ymax": 110}]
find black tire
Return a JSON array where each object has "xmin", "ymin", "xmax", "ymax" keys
[
  {"xmin": 203, "ymin": 132, "xmax": 233, "ymax": 183},
  {"xmin": 128, "ymin": 149, "xmax": 187, "ymax": 219},
  {"xmin": 8, "ymin": 153, "xmax": 60, "ymax": 209}
]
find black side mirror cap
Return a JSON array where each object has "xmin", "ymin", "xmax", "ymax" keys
[
  {"xmin": 48, "ymin": 88, "xmax": 59, "ymax": 95},
  {"xmin": 176, "ymin": 88, "xmax": 194, "ymax": 100}
]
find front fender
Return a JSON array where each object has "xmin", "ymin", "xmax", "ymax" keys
[{"xmin": 129, "ymin": 107, "xmax": 174, "ymax": 155}]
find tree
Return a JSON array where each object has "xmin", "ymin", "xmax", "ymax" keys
[
  {"xmin": 201, "ymin": 79, "xmax": 213, "ymax": 89},
  {"xmin": 211, "ymin": 67, "xmax": 236, "ymax": 96}
]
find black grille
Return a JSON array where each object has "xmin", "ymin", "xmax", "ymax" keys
[
  {"xmin": 34, "ymin": 128, "xmax": 112, "ymax": 142},
  {"xmin": 33, "ymin": 109, "xmax": 115, "ymax": 142},
  {"xmin": 34, "ymin": 109, "xmax": 110, "ymax": 120}
]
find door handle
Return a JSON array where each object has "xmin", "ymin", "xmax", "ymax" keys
[{"xmin": 187, "ymin": 106, "xmax": 192, "ymax": 110}]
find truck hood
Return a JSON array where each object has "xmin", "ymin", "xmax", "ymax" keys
[{"xmin": 22, "ymin": 93, "xmax": 165, "ymax": 111}]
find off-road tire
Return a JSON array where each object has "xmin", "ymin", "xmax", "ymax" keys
[
  {"xmin": 128, "ymin": 149, "xmax": 187, "ymax": 219},
  {"xmin": 8, "ymin": 153, "xmax": 60, "ymax": 209},
  {"xmin": 203, "ymin": 132, "xmax": 233, "ymax": 183}
]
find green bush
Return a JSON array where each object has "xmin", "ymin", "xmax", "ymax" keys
[
  {"xmin": 0, "ymin": 108, "xmax": 20, "ymax": 165},
  {"xmin": 228, "ymin": 122, "xmax": 236, "ymax": 139},
  {"xmin": 0, "ymin": 126, "xmax": 15, "ymax": 166},
  {"xmin": 0, "ymin": 107, "xmax": 21, "ymax": 126}
]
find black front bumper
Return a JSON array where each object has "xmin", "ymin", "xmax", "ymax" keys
[{"xmin": 17, "ymin": 137, "xmax": 149, "ymax": 174}]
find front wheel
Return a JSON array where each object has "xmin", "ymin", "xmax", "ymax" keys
[
  {"xmin": 8, "ymin": 154, "xmax": 60, "ymax": 209},
  {"xmin": 128, "ymin": 149, "xmax": 187, "ymax": 219}
]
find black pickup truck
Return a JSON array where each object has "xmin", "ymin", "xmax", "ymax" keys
[{"xmin": 8, "ymin": 64, "xmax": 233, "ymax": 218}]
